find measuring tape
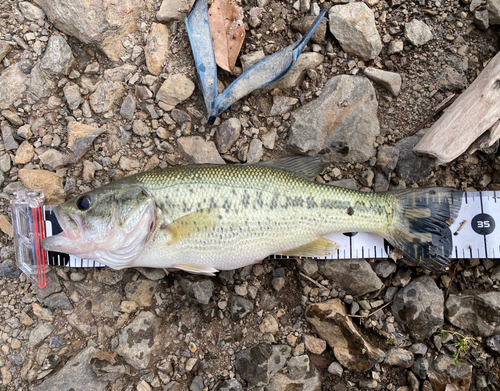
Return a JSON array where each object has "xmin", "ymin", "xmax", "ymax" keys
[{"xmin": 10, "ymin": 190, "xmax": 499, "ymax": 287}]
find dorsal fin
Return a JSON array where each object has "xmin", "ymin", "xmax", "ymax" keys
[{"xmin": 252, "ymin": 157, "xmax": 327, "ymax": 181}]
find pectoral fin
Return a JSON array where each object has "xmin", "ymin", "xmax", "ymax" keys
[
  {"xmin": 279, "ymin": 237, "xmax": 339, "ymax": 258},
  {"xmin": 171, "ymin": 264, "xmax": 219, "ymax": 276},
  {"xmin": 164, "ymin": 209, "xmax": 221, "ymax": 244}
]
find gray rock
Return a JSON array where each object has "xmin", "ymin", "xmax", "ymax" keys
[
  {"xmin": 89, "ymin": 80, "xmax": 125, "ymax": 114},
  {"xmin": 214, "ymin": 378, "xmax": 244, "ymax": 391},
  {"xmin": 135, "ymin": 85, "xmax": 153, "ymax": 101},
  {"xmin": 1, "ymin": 122, "xmax": 18, "ymax": 150},
  {"xmin": 259, "ymin": 291, "xmax": 280, "ymax": 311},
  {"xmin": 359, "ymin": 380, "xmax": 378, "ymax": 389},
  {"xmin": 38, "ymin": 0, "xmax": 143, "ymax": 61},
  {"xmin": 120, "ymin": 94, "xmax": 136, "ymax": 120},
  {"xmin": 235, "ymin": 344, "xmax": 291, "ymax": 387},
  {"xmin": 240, "ymin": 50, "xmax": 265, "ymax": 73},
  {"xmin": 327, "ymin": 361, "xmax": 343, "ymax": 377},
  {"xmin": 132, "ymin": 120, "xmax": 150, "ymax": 136},
  {"xmin": 388, "ymin": 40, "xmax": 404, "ymax": 54},
  {"xmin": 409, "ymin": 343, "xmax": 428, "ymax": 356},
  {"xmin": 2, "ymin": 110, "xmax": 23, "ymax": 126},
  {"xmin": 474, "ymin": 9, "xmax": 490, "ymax": 29},
  {"xmin": 265, "ymin": 355, "xmax": 321, "ymax": 391},
  {"xmin": 376, "ymin": 146, "xmax": 399, "ymax": 176},
  {"xmin": 104, "ymin": 64, "xmax": 137, "ymax": 82},
  {"xmin": 19, "ymin": 57, "xmax": 33, "ymax": 74},
  {"xmin": 0, "ymin": 153, "xmax": 11, "ymax": 173},
  {"xmin": 156, "ymin": 74, "xmax": 195, "ymax": 107},
  {"xmin": 32, "ymin": 271, "xmax": 62, "ymax": 299},
  {"xmin": 190, "ymin": 376, "xmax": 204, "ymax": 391},
  {"xmin": 262, "ymin": 128, "xmax": 277, "ymax": 150},
  {"xmin": 375, "ymin": 165, "xmax": 394, "ymax": 190},
  {"xmin": 446, "ymin": 290, "xmax": 500, "ymax": 337},
  {"xmin": 327, "ymin": 178, "xmax": 358, "ymax": 191},
  {"xmin": 318, "ymin": 259, "xmax": 383, "ymax": 296},
  {"xmin": 180, "ymin": 277, "xmax": 214, "ymax": 305},
  {"xmin": 178, "ymin": 136, "xmax": 225, "ymax": 164},
  {"xmin": 287, "ymin": 75, "xmax": 379, "ymax": 163},
  {"xmin": 9, "ymin": 351, "xmax": 26, "ymax": 367},
  {"xmin": 291, "ymin": 16, "xmax": 327, "ymax": 45},
  {"xmin": 67, "ymin": 300, "xmax": 93, "ymax": 335},
  {"xmin": 93, "ymin": 269, "xmax": 126, "ymax": 285},
  {"xmin": 27, "ymin": 65, "xmax": 52, "ymax": 102},
  {"xmin": 38, "ymin": 149, "xmax": 72, "ymax": 170},
  {"xmin": 157, "ymin": 0, "xmax": 195, "ymax": 22},
  {"xmin": 491, "ymin": 264, "xmax": 500, "ymax": 281},
  {"xmin": 328, "ymin": 3, "xmax": 382, "ymax": 61},
  {"xmin": 427, "ymin": 355, "xmax": 472, "ymax": 391},
  {"xmin": 392, "ymin": 275, "xmax": 444, "ymax": 340},
  {"xmin": 405, "ymin": 19, "xmax": 433, "ymax": 46},
  {"xmin": 33, "ymin": 346, "xmax": 108, "ymax": 391},
  {"xmin": 298, "ymin": 259, "xmax": 319, "ymax": 278},
  {"xmin": 0, "ymin": 64, "xmax": 28, "ymax": 110},
  {"xmin": 486, "ymin": 334, "xmax": 500, "ymax": 352},
  {"xmin": 125, "ymin": 279, "xmax": 157, "ymax": 307},
  {"xmin": 395, "ymin": 133, "xmax": 434, "ymax": 185},
  {"xmin": 231, "ymin": 295, "xmax": 254, "ymax": 320},
  {"xmin": 488, "ymin": 0, "xmax": 500, "ymax": 24},
  {"xmin": 116, "ymin": 311, "xmax": 161, "ymax": 369},
  {"xmin": 18, "ymin": 2, "xmax": 45, "ymax": 21},
  {"xmin": 385, "ymin": 347, "xmax": 414, "ymax": 368},
  {"xmin": 437, "ymin": 66, "xmax": 467, "ymax": 91},
  {"xmin": 360, "ymin": 169, "xmax": 374, "ymax": 187},
  {"xmin": 268, "ymin": 53, "xmax": 324, "ymax": 91},
  {"xmin": 40, "ymin": 35, "xmax": 75, "ymax": 76},
  {"xmin": 411, "ymin": 356, "xmax": 429, "ymax": 380},
  {"xmin": 28, "ymin": 323, "xmax": 53, "ymax": 348},
  {"xmin": 0, "ymin": 260, "xmax": 21, "ymax": 278},
  {"xmin": 44, "ymin": 292, "xmax": 73, "ymax": 310},
  {"xmin": 17, "ymin": 124, "xmax": 32, "ymax": 140},
  {"xmin": 364, "ymin": 68, "xmax": 402, "ymax": 97},
  {"xmin": 373, "ymin": 260, "xmax": 397, "ymax": 278},
  {"xmin": 67, "ymin": 122, "xmax": 105, "ymax": 161},
  {"xmin": 91, "ymin": 291, "xmax": 121, "ymax": 318},
  {"xmin": 137, "ymin": 267, "xmax": 166, "ymax": 281},
  {"xmin": 170, "ymin": 109, "xmax": 191, "ymax": 124},
  {"xmin": 63, "ymin": 83, "xmax": 83, "ymax": 110},
  {"xmin": 247, "ymin": 138, "xmax": 263, "ymax": 163},
  {"xmin": 269, "ymin": 96, "xmax": 299, "ymax": 116},
  {"xmin": 216, "ymin": 118, "xmax": 241, "ymax": 153}
]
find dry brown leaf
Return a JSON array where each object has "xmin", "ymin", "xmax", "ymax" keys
[{"xmin": 208, "ymin": 0, "xmax": 245, "ymax": 73}]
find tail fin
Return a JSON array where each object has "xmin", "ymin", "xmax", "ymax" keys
[{"xmin": 387, "ymin": 188, "xmax": 463, "ymax": 273}]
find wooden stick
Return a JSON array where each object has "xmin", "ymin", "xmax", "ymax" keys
[{"xmin": 413, "ymin": 52, "xmax": 500, "ymax": 164}]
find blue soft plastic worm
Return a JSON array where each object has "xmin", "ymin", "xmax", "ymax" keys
[{"xmin": 186, "ymin": 0, "xmax": 326, "ymax": 124}]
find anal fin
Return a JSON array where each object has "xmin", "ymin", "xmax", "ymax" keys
[
  {"xmin": 279, "ymin": 237, "xmax": 339, "ymax": 258},
  {"xmin": 171, "ymin": 264, "xmax": 219, "ymax": 276}
]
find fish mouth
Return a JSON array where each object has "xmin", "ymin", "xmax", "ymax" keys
[{"xmin": 41, "ymin": 206, "xmax": 82, "ymax": 252}]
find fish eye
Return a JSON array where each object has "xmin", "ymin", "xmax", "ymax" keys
[{"xmin": 76, "ymin": 195, "xmax": 92, "ymax": 211}]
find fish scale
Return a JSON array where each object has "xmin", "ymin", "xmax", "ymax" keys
[{"xmin": 131, "ymin": 164, "xmax": 395, "ymax": 270}]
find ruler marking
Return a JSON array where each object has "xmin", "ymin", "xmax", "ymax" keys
[{"xmin": 479, "ymin": 192, "xmax": 489, "ymax": 258}]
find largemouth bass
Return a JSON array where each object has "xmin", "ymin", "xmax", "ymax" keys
[{"xmin": 42, "ymin": 157, "xmax": 462, "ymax": 275}]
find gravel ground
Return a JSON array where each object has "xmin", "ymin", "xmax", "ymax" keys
[{"xmin": 0, "ymin": 0, "xmax": 499, "ymax": 390}]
